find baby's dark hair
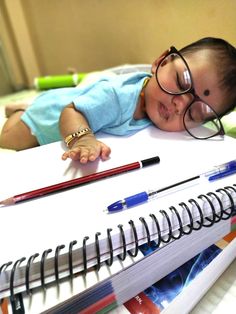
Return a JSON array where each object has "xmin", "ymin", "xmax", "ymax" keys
[{"xmin": 180, "ymin": 37, "xmax": 236, "ymax": 116}]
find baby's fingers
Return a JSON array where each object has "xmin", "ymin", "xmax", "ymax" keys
[
  {"xmin": 64, "ymin": 146, "xmax": 96, "ymax": 163},
  {"xmin": 61, "ymin": 147, "xmax": 82, "ymax": 161},
  {"xmin": 61, "ymin": 141, "xmax": 111, "ymax": 163},
  {"xmin": 100, "ymin": 142, "xmax": 111, "ymax": 160},
  {"xmin": 61, "ymin": 151, "xmax": 71, "ymax": 161}
]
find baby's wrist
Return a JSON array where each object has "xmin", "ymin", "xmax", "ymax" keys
[
  {"xmin": 68, "ymin": 133, "xmax": 95, "ymax": 149},
  {"xmin": 64, "ymin": 127, "xmax": 93, "ymax": 148}
]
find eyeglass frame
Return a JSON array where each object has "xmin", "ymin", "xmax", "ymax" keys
[{"xmin": 154, "ymin": 46, "xmax": 225, "ymax": 140}]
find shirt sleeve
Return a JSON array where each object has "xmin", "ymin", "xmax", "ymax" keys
[{"xmin": 72, "ymin": 80, "xmax": 122, "ymax": 132}]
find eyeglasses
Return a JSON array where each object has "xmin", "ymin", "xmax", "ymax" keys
[{"xmin": 155, "ymin": 46, "xmax": 225, "ymax": 140}]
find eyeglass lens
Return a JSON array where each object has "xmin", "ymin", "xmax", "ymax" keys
[
  {"xmin": 157, "ymin": 53, "xmax": 192, "ymax": 94},
  {"xmin": 156, "ymin": 52, "xmax": 223, "ymax": 139},
  {"xmin": 183, "ymin": 101, "xmax": 222, "ymax": 139}
]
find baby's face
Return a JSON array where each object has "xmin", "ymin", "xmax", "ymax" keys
[{"xmin": 144, "ymin": 52, "xmax": 226, "ymax": 133}]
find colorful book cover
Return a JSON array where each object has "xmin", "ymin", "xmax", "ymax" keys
[{"xmin": 124, "ymin": 229, "xmax": 236, "ymax": 314}]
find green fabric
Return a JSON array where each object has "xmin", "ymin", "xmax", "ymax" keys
[{"xmin": 222, "ymin": 109, "xmax": 236, "ymax": 138}]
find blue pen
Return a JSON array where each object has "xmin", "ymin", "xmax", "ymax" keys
[
  {"xmin": 107, "ymin": 175, "xmax": 200, "ymax": 212},
  {"xmin": 106, "ymin": 159, "xmax": 236, "ymax": 213},
  {"xmin": 208, "ymin": 160, "xmax": 236, "ymax": 181}
]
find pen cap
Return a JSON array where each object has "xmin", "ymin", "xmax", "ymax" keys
[
  {"xmin": 141, "ymin": 156, "xmax": 160, "ymax": 168},
  {"xmin": 227, "ymin": 160, "xmax": 236, "ymax": 169}
]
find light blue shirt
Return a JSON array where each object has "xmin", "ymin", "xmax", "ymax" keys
[{"xmin": 21, "ymin": 72, "xmax": 152, "ymax": 145}]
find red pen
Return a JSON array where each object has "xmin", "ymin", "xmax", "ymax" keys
[{"xmin": 0, "ymin": 156, "xmax": 160, "ymax": 206}]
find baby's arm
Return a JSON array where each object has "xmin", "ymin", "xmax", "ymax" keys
[{"xmin": 59, "ymin": 103, "xmax": 111, "ymax": 163}]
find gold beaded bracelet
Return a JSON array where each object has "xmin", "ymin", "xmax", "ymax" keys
[{"xmin": 64, "ymin": 127, "xmax": 93, "ymax": 147}]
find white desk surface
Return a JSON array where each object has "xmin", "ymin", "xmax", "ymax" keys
[{"xmin": 0, "ymin": 126, "xmax": 236, "ymax": 312}]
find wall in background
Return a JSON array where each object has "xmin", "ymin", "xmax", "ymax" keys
[
  {"xmin": 0, "ymin": 39, "xmax": 14, "ymax": 95},
  {"xmin": 0, "ymin": 0, "xmax": 236, "ymax": 90}
]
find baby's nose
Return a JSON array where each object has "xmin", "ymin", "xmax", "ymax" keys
[{"xmin": 172, "ymin": 94, "xmax": 194, "ymax": 115}]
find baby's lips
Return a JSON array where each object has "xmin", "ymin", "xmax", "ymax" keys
[{"xmin": 159, "ymin": 102, "xmax": 170, "ymax": 119}]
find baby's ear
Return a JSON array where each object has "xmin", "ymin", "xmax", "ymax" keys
[{"xmin": 151, "ymin": 49, "xmax": 169, "ymax": 74}]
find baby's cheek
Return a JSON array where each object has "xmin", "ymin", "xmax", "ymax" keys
[
  {"xmin": 154, "ymin": 119, "xmax": 185, "ymax": 132},
  {"xmin": 170, "ymin": 118, "xmax": 185, "ymax": 132}
]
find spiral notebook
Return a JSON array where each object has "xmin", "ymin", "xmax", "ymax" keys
[
  {"xmin": 0, "ymin": 126, "xmax": 236, "ymax": 313},
  {"xmin": 1, "ymin": 178, "xmax": 236, "ymax": 314}
]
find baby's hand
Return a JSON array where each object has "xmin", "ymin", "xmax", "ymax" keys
[{"xmin": 61, "ymin": 135, "xmax": 111, "ymax": 163}]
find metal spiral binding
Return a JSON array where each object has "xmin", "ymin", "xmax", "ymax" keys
[
  {"xmin": 139, "ymin": 217, "xmax": 151, "ymax": 246},
  {"xmin": 55, "ymin": 245, "xmax": 65, "ymax": 284},
  {"xmin": 117, "ymin": 225, "xmax": 127, "ymax": 261},
  {"xmin": 179, "ymin": 202, "xmax": 194, "ymax": 234},
  {"xmin": 127, "ymin": 220, "xmax": 139, "ymax": 257},
  {"xmin": 159, "ymin": 210, "xmax": 174, "ymax": 241},
  {"xmin": 68, "ymin": 240, "xmax": 77, "ymax": 279},
  {"xmin": 169, "ymin": 206, "xmax": 184, "ymax": 239},
  {"xmin": 95, "ymin": 232, "xmax": 101, "ymax": 270},
  {"xmin": 105, "ymin": 228, "xmax": 113, "ymax": 266},
  {"xmin": 0, "ymin": 261, "xmax": 12, "ymax": 276},
  {"xmin": 1, "ymin": 183, "xmax": 235, "ymax": 303},
  {"xmin": 40, "ymin": 249, "xmax": 52, "ymax": 291},
  {"xmin": 82, "ymin": 237, "xmax": 89, "ymax": 274},
  {"xmin": 10, "ymin": 258, "xmax": 26, "ymax": 303},
  {"xmin": 25, "ymin": 253, "xmax": 39, "ymax": 295}
]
